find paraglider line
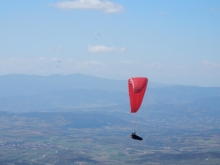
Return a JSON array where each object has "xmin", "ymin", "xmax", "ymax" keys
[
  {"xmin": 135, "ymin": 113, "xmax": 136, "ymax": 132},
  {"xmin": 133, "ymin": 113, "xmax": 138, "ymax": 133}
]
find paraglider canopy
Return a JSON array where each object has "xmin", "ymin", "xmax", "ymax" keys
[
  {"xmin": 54, "ymin": 60, "xmax": 62, "ymax": 67},
  {"xmin": 93, "ymin": 32, "xmax": 100, "ymax": 40},
  {"xmin": 128, "ymin": 77, "xmax": 148, "ymax": 113}
]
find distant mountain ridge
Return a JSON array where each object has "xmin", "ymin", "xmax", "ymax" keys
[
  {"xmin": 145, "ymin": 85, "xmax": 220, "ymax": 105},
  {"xmin": 0, "ymin": 74, "xmax": 219, "ymax": 113},
  {"xmin": 0, "ymin": 74, "xmax": 126, "ymax": 96},
  {"xmin": 0, "ymin": 74, "xmax": 183, "ymax": 97}
]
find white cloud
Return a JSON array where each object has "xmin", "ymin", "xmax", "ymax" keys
[
  {"xmin": 160, "ymin": 11, "xmax": 165, "ymax": 15},
  {"xmin": 210, "ymin": 7, "xmax": 219, "ymax": 12},
  {"xmin": 120, "ymin": 61, "xmax": 165, "ymax": 68},
  {"xmin": 48, "ymin": 46, "xmax": 63, "ymax": 52},
  {"xmin": 79, "ymin": 60, "xmax": 106, "ymax": 67},
  {"xmin": 39, "ymin": 57, "xmax": 46, "ymax": 61},
  {"xmin": 203, "ymin": 60, "xmax": 220, "ymax": 68},
  {"xmin": 119, "ymin": 61, "xmax": 190, "ymax": 71},
  {"xmin": 88, "ymin": 45, "xmax": 125, "ymax": 53},
  {"xmin": 147, "ymin": 62, "xmax": 162, "ymax": 68},
  {"xmin": 52, "ymin": 0, "xmax": 124, "ymax": 13},
  {"xmin": 119, "ymin": 47, "xmax": 125, "ymax": 52}
]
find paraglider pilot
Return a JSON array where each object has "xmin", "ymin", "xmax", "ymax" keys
[
  {"xmin": 128, "ymin": 77, "xmax": 148, "ymax": 142},
  {"xmin": 130, "ymin": 132, "xmax": 143, "ymax": 141}
]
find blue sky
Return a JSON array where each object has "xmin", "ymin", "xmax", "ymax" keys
[{"xmin": 0, "ymin": 0, "xmax": 220, "ymax": 86}]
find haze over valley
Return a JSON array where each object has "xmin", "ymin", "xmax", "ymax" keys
[{"xmin": 0, "ymin": 74, "xmax": 220, "ymax": 164}]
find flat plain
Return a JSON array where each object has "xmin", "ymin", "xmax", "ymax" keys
[{"xmin": 0, "ymin": 110, "xmax": 220, "ymax": 165}]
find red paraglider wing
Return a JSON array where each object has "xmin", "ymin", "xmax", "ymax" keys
[{"xmin": 128, "ymin": 77, "xmax": 148, "ymax": 113}]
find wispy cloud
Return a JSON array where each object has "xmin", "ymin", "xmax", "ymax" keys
[
  {"xmin": 203, "ymin": 60, "xmax": 220, "ymax": 68},
  {"xmin": 210, "ymin": 7, "xmax": 219, "ymax": 12},
  {"xmin": 119, "ymin": 61, "xmax": 189, "ymax": 70},
  {"xmin": 79, "ymin": 60, "xmax": 106, "ymax": 67},
  {"xmin": 120, "ymin": 61, "xmax": 141, "ymax": 65},
  {"xmin": 88, "ymin": 45, "xmax": 125, "ymax": 53},
  {"xmin": 51, "ymin": 0, "xmax": 124, "ymax": 14},
  {"xmin": 160, "ymin": 11, "xmax": 165, "ymax": 15},
  {"xmin": 48, "ymin": 46, "xmax": 63, "ymax": 52}
]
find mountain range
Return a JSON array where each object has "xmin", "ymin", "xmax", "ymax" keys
[{"xmin": 0, "ymin": 74, "xmax": 219, "ymax": 115}]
